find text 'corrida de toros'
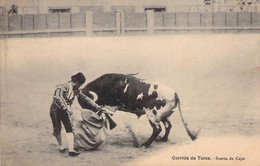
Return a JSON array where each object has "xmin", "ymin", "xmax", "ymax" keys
[{"xmin": 172, "ymin": 156, "xmax": 210, "ymax": 160}]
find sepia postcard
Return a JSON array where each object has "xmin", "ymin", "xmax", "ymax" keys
[{"xmin": 0, "ymin": 0, "xmax": 260, "ymax": 165}]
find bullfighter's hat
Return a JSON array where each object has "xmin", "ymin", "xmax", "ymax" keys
[{"xmin": 71, "ymin": 72, "xmax": 86, "ymax": 85}]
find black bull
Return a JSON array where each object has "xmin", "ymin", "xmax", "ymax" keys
[{"xmin": 78, "ymin": 73, "xmax": 200, "ymax": 148}]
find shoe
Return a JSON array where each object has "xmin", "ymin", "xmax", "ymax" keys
[
  {"xmin": 69, "ymin": 151, "xmax": 80, "ymax": 157},
  {"xmin": 59, "ymin": 148, "xmax": 66, "ymax": 153}
]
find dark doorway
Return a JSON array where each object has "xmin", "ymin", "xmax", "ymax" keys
[
  {"xmin": 145, "ymin": 8, "xmax": 166, "ymax": 12},
  {"xmin": 49, "ymin": 8, "xmax": 70, "ymax": 14}
]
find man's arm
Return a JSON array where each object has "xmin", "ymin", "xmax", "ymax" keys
[
  {"xmin": 53, "ymin": 85, "xmax": 69, "ymax": 111},
  {"xmin": 77, "ymin": 90, "xmax": 101, "ymax": 112}
]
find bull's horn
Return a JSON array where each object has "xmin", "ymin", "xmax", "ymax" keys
[{"xmin": 128, "ymin": 73, "xmax": 139, "ymax": 76}]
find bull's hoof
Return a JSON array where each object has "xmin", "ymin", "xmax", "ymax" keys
[
  {"xmin": 141, "ymin": 143, "xmax": 150, "ymax": 148},
  {"xmin": 155, "ymin": 136, "xmax": 168, "ymax": 142},
  {"xmin": 133, "ymin": 142, "xmax": 140, "ymax": 148},
  {"xmin": 141, "ymin": 145, "xmax": 150, "ymax": 148},
  {"xmin": 159, "ymin": 138, "xmax": 168, "ymax": 142}
]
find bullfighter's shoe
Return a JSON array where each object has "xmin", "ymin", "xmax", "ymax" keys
[
  {"xmin": 69, "ymin": 151, "xmax": 80, "ymax": 157},
  {"xmin": 59, "ymin": 148, "xmax": 66, "ymax": 153}
]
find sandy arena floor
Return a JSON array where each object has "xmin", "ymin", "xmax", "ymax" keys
[{"xmin": 1, "ymin": 34, "xmax": 260, "ymax": 166}]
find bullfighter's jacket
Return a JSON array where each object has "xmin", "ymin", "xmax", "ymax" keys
[{"xmin": 52, "ymin": 82, "xmax": 100, "ymax": 112}]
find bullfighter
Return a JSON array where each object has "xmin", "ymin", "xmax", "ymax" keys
[{"xmin": 49, "ymin": 72, "xmax": 102, "ymax": 156}]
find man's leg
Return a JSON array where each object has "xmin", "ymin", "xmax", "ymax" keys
[
  {"xmin": 50, "ymin": 111, "xmax": 66, "ymax": 152},
  {"xmin": 60, "ymin": 111, "xmax": 80, "ymax": 156},
  {"xmin": 55, "ymin": 133, "xmax": 66, "ymax": 152}
]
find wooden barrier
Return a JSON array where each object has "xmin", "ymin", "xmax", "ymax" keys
[
  {"xmin": 226, "ymin": 12, "xmax": 238, "ymax": 26},
  {"xmin": 238, "ymin": 12, "xmax": 251, "ymax": 26},
  {"xmin": 252, "ymin": 12, "xmax": 260, "ymax": 26},
  {"xmin": 71, "ymin": 13, "xmax": 85, "ymax": 36},
  {"xmin": 9, "ymin": 15, "xmax": 22, "ymax": 31},
  {"xmin": 34, "ymin": 14, "xmax": 47, "ymax": 30},
  {"xmin": 59, "ymin": 13, "xmax": 71, "ymax": 29},
  {"xmin": 176, "ymin": 13, "xmax": 188, "ymax": 27},
  {"xmin": 213, "ymin": 12, "xmax": 225, "ymax": 26},
  {"xmin": 188, "ymin": 13, "xmax": 201, "ymax": 27},
  {"xmin": 154, "ymin": 12, "xmax": 163, "ymax": 27},
  {"xmin": 124, "ymin": 12, "xmax": 146, "ymax": 28},
  {"xmin": 163, "ymin": 12, "xmax": 176, "ymax": 27},
  {"xmin": 1, "ymin": 11, "xmax": 260, "ymax": 37},
  {"xmin": 22, "ymin": 15, "xmax": 34, "ymax": 30},
  {"xmin": 201, "ymin": 12, "xmax": 213, "ymax": 27},
  {"xmin": 71, "ymin": 13, "xmax": 85, "ymax": 28},
  {"xmin": 93, "ymin": 12, "xmax": 115, "ymax": 28},
  {"xmin": 1, "ymin": 26, "xmax": 259, "ymax": 35},
  {"xmin": 0, "ymin": 15, "xmax": 9, "ymax": 31}
]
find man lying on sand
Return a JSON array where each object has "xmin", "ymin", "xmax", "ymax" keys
[{"xmin": 49, "ymin": 72, "xmax": 107, "ymax": 157}]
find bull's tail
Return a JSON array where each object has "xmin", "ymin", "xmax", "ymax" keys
[{"xmin": 175, "ymin": 93, "xmax": 200, "ymax": 141}]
